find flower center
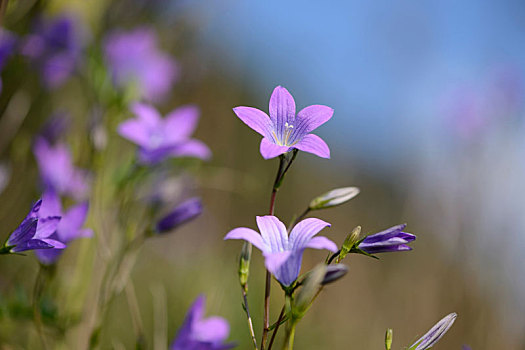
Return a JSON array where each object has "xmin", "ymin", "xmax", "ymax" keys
[{"xmin": 273, "ymin": 122, "xmax": 295, "ymax": 146}]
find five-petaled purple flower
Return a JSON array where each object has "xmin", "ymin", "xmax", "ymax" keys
[
  {"xmin": 225, "ymin": 216, "xmax": 337, "ymax": 286},
  {"xmin": 358, "ymin": 224, "xmax": 415, "ymax": 254},
  {"xmin": 1, "ymin": 199, "xmax": 64, "ymax": 254},
  {"xmin": 118, "ymin": 103, "xmax": 211, "ymax": 164},
  {"xmin": 233, "ymin": 86, "xmax": 333, "ymax": 159},
  {"xmin": 35, "ymin": 190, "xmax": 92, "ymax": 265},
  {"xmin": 170, "ymin": 295, "xmax": 235, "ymax": 350},
  {"xmin": 21, "ymin": 15, "xmax": 83, "ymax": 89},
  {"xmin": 104, "ymin": 28, "xmax": 178, "ymax": 102},
  {"xmin": 156, "ymin": 197, "xmax": 203, "ymax": 234},
  {"xmin": 33, "ymin": 137, "xmax": 90, "ymax": 200}
]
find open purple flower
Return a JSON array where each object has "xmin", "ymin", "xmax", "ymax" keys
[
  {"xmin": 21, "ymin": 15, "xmax": 83, "ymax": 89},
  {"xmin": 35, "ymin": 190, "xmax": 92, "ymax": 265},
  {"xmin": 33, "ymin": 137, "xmax": 90, "ymax": 200},
  {"xmin": 225, "ymin": 216, "xmax": 337, "ymax": 286},
  {"xmin": 233, "ymin": 86, "xmax": 333, "ymax": 159},
  {"xmin": 118, "ymin": 103, "xmax": 211, "ymax": 164},
  {"xmin": 170, "ymin": 295, "xmax": 235, "ymax": 350},
  {"xmin": 409, "ymin": 313, "xmax": 457, "ymax": 350},
  {"xmin": 358, "ymin": 224, "xmax": 415, "ymax": 254},
  {"xmin": 155, "ymin": 197, "xmax": 203, "ymax": 234},
  {"xmin": 104, "ymin": 28, "xmax": 178, "ymax": 102},
  {"xmin": 1, "ymin": 199, "xmax": 64, "ymax": 254}
]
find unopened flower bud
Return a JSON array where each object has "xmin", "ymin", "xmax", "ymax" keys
[
  {"xmin": 321, "ymin": 264, "xmax": 348, "ymax": 285},
  {"xmin": 238, "ymin": 242, "xmax": 252, "ymax": 288},
  {"xmin": 339, "ymin": 226, "xmax": 361, "ymax": 261},
  {"xmin": 155, "ymin": 198, "xmax": 202, "ymax": 234},
  {"xmin": 309, "ymin": 187, "xmax": 360, "ymax": 210},
  {"xmin": 293, "ymin": 264, "xmax": 326, "ymax": 319},
  {"xmin": 385, "ymin": 328, "xmax": 393, "ymax": 350},
  {"xmin": 408, "ymin": 313, "xmax": 457, "ymax": 350}
]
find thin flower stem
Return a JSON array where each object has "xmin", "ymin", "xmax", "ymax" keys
[
  {"xmin": 288, "ymin": 207, "xmax": 310, "ymax": 233},
  {"xmin": 261, "ymin": 156, "xmax": 285, "ymax": 350},
  {"xmin": 268, "ymin": 306, "xmax": 285, "ymax": 350},
  {"xmin": 242, "ymin": 288, "xmax": 259, "ymax": 350},
  {"xmin": 33, "ymin": 266, "xmax": 48, "ymax": 350}
]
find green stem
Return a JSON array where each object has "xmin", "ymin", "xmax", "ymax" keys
[
  {"xmin": 33, "ymin": 266, "xmax": 48, "ymax": 350},
  {"xmin": 282, "ymin": 320, "xmax": 297, "ymax": 350}
]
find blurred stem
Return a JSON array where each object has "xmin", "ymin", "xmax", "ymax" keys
[
  {"xmin": 33, "ymin": 265, "xmax": 48, "ymax": 350},
  {"xmin": 262, "ymin": 151, "xmax": 299, "ymax": 349},
  {"xmin": 282, "ymin": 320, "xmax": 297, "ymax": 350},
  {"xmin": 268, "ymin": 306, "xmax": 285, "ymax": 350},
  {"xmin": 125, "ymin": 282, "xmax": 145, "ymax": 349},
  {"xmin": 288, "ymin": 207, "xmax": 310, "ymax": 233},
  {"xmin": 0, "ymin": 0, "xmax": 8, "ymax": 25}
]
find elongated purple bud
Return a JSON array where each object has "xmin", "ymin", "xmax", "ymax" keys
[
  {"xmin": 155, "ymin": 198, "xmax": 202, "ymax": 234},
  {"xmin": 409, "ymin": 313, "xmax": 457, "ymax": 350},
  {"xmin": 321, "ymin": 264, "xmax": 348, "ymax": 285}
]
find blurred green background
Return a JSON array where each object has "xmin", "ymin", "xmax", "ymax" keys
[{"xmin": 0, "ymin": 0, "xmax": 524, "ymax": 349}]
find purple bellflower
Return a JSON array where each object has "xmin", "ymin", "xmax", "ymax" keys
[
  {"xmin": 358, "ymin": 224, "xmax": 415, "ymax": 254},
  {"xmin": 225, "ymin": 216, "xmax": 337, "ymax": 287},
  {"xmin": 170, "ymin": 295, "xmax": 235, "ymax": 350},
  {"xmin": 35, "ymin": 190, "xmax": 92, "ymax": 265},
  {"xmin": 409, "ymin": 313, "xmax": 457, "ymax": 350},
  {"xmin": 21, "ymin": 15, "xmax": 83, "ymax": 89},
  {"xmin": 1, "ymin": 199, "xmax": 64, "ymax": 254},
  {"xmin": 104, "ymin": 28, "xmax": 178, "ymax": 102},
  {"xmin": 233, "ymin": 86, "xmax": 333, "ymax": 159},
  {"xmin": 0, "ymin": 29, "xmax": 16, "ymax": 93},
  {"xmin": 118, "ymin": 103, "xmax": 211, "ymax": 164},
  {"xmin": 156, "ymin": 197, "xmax": 203, "ymax": 234},
  {"xmin": 33, "ymin": 137, "xmax": 90, "ymax": 200}
]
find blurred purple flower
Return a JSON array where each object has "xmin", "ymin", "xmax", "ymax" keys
[
  {"xmin": 409, "ymin": 313, "xmax": 457, "ymax": 350},
  {"xmin": 171, "ymin": 295, "xmax": 235, "ymax": 350},
  {"xmin": 104, "ymin": 28, "xmax": 179, "ymax": 102},
  {"xmin": 0, "ymin": 29, "xmax": 17, "ymax": 93},
  {"xmin": 156, "ymin": 197, "xmax": 202, "ymax": 234},
  {"xmin": 35, "ymin": 190, "xmax": 92, "ymax": 265},
  {"xmin": 233, "ymin": 86, "xmax": 333, "ymax": 159},
  {"xmin": 21, "ymin": 15, "xmax": 83, "ymax": 89},
  {"xmin": 358, "ymin": 224, "xmax": 415, "ymax": 254},
  {"xmin": 1, "ymin": 199, "xmax": 64, "ymax": 254},
  {"xmin": 118, "ymin": 103, "xmax": 211, "ymax": 164},
  {"xmin": 462, "ymin": 346, "xmax": 472, "ymax": 350},
  {"xmin": 225, "ymin": 216, "xmax": 337, "ymax": 286},
  {"xmin": 33, "ymin": 137, "xmax": 90, "ymax": 200}
]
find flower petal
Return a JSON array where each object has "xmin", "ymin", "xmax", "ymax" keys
[
  {"xmin": 269, "ymin": 86, "xmax": 296, "ymax": 141},
  {"xmin": 260, "ymin": 138, "xmax": 289, "ymax": 159},
  {"xmin": 170, "ymin": 139, "xmax": 212, "ymax": 160},
  {"xmin": 40, "ymin": 189, "xmax": 62, "ymax": 218},
  {"xmin": 304, "ymin": 236, "xmax": 338, "ymax": 252},
  {"xmin": 296, "ymin": 105, "xmax": 334, "ymax": 134},
  {"xmin": 164, "ymin": 105, "xmax": 200, "ymax": 143},
  {"xmin": 35, "ymin": 216, "xmax": 61, "ymax": 239},
  {"xmin": 224, "ymin": 227, "xmax": 267, "ymax": 252},
  {"xmin": 130, "ymin": 102, "xmax": 162, "ymax": 127},
  {"xmin": 57, "ymin": 202, "xmax": 89, "ymax": 242},
  {"xmin": 11, "ymin": 239, "xmax": 55, "ymax": 252},
  {"xmin": 256, "ymin": 216, "xmax": 288, "ymax": 253},
  {"xmin": 193, "ymin": 316, "xmax": 230, "ymax": 344},
  {"xmin": 289, "ymin": 218, "xmax": 331, "ymax": 250},
  {"xmin": 118, "ymin": 119, "xmax": 151, "ymax": 147},
  {"xmin": 263, "ymin": 250, "xmax": 292, "ymax": 276},
  {"xmin": 233, "ymin": 106, "xmax": 273, "ymax": 138},
  {"xmin": 361, "ymin": 224, "xmax": 408, "ymax": 244},
  {"xmin": 293, "ymin": 134, "xmax": 330, "ymax": 159}
]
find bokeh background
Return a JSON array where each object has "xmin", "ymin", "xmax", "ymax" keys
[{"xmin": 0, "ymin": 0, "xmax": 524, "ymax": 348}]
